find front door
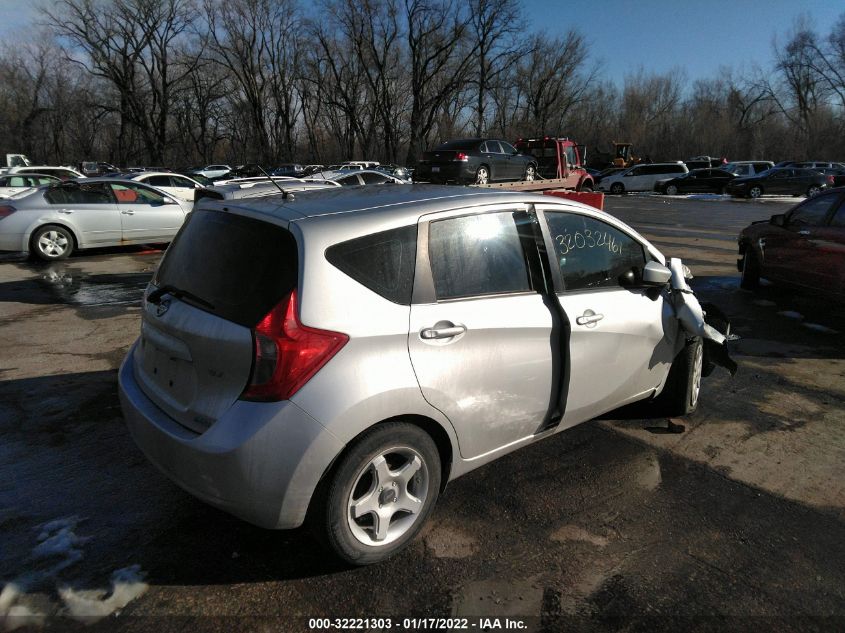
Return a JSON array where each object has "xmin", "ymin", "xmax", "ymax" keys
[
  {"xmin": 408, "ymin": 207, "xmax": 555, "ymax": 459},
  {"xmin": 110, "ymin": 182, "xmax": 186, "ymax": 243},
  {"xmin": 539, "ymin": 207, "xmax": 676, "ymax": 424}
]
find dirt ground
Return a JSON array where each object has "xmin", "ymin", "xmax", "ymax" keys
[{"xmin": 1, "ymin": 194, "xmax": 843, "ymax": 632}]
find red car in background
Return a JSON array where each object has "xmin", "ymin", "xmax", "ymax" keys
[{"xmin": 737, "ymin": 188, "xmax": 845, "ymax": 299}]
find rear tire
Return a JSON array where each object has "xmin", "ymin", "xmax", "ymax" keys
[
  {"xmin": 30, "ymin": 224, "xmax": 74, "ymax": 261},
  {"xmin": 748, "ymin": 185, "xmax": 763, "ymax": 199},
  {"xmin": 655, "ymin": 337, "xmax": 703, "ymax": 417},
  {"xmin": 315, "ymin": 422, "xmax": 441, "ymax": 565},
  {"xmin": 610, "ymin": 182, "xmax": 625, "ymax": 195},
  {"xmin": 475, "ymin": 166, "xmax": 490, "ymax": 185},
  {"xmin": 524, "ymin": 164, "xmax": 536, "ymax": 182},
  {"xmin": 666, "ymin": 184, "xmax": 679, "ymax": 195},
  {"xmin": 580, "ymin": 182, "xmax": 594, "ymax": 192},
  {"xmin": 740, "ymin": 249, "xmax": 760, "ymax": 290}
]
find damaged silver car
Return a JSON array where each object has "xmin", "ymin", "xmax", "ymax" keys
[{"xmin": 119, "ymin": 185, "xmax": 733, "ymax": 565}]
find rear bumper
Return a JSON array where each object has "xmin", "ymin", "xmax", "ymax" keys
[
  {"xmin": 414, "ymin": 163, "xmax": 474, "ymax": 183},
  {"xmin": 119, "ymin": 342, "xmax": 345, "ymax": 529},
  {"xmin": 0, "ymin": 232, "xmax": 26, "ymax": 252}
]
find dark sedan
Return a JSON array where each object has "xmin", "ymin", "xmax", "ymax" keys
[
  {"xmin": 413, "ymin": 138, "xmax": 537, "ymax": 185},
  {"xmin": 655, "ymin": 168, "xmax": 737, "ymax": 195},
  {"xmin": 737, "ymin": 188, "xmax": 845, "ymax": 299},
  {"xmin": 726, "ymin": 167, "xmax": 833, "ymax": 198}
]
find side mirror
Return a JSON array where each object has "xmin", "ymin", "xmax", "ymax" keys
[
  {"xmin": 770, "ymin": 214, "xmax": 786, "ymax": 227},
  {"xmin": 641, "ymin": 261, "xmax": 672, "ymax": 286}
]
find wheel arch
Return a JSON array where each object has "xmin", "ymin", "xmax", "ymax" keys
[
  {"xmin": 27, "ymin": 221, "xmax": 80, "ymax": 253},
  {"xmin": 304, "ymin": 413, "xmax": 455, "ymax": 526}
]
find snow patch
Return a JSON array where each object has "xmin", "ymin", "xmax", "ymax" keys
[
  {"xmin": 777, "ymin": 311, "xmax": 804, "ymax": 320},
  {"xmin": 0, "ymin": 584, "xmax": 45, "ymax": 632},
  {"xmin": 60, "ymin": 565, "xmax": 148, "ymax": 623},
  {"xmin": 803, "ymin": 323, "xmax": 839, "ymax": 335}
]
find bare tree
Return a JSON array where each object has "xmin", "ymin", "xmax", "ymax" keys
[
  {"xmin": 404, "ymin": 0, "xmax": 477, "ymax": 165},
  {"xmin": 466, "ymin": 0, "xmax": 526, "ymax": 136}
]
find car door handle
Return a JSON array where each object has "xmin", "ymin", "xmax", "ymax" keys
[
  {"xmin": 121, "ymin": 210, "xmax": 135, "ymax": 215},
  {"xmin": 576, "ymin": 311, "xmax": 604, "ymax": 326},
  {"xmin": 420, "ymin": 324, "xmax": 466, "ymax": 340},
  {"xmin": 59, "ymin": 209, "xmax": 74, "ymax": 214}
]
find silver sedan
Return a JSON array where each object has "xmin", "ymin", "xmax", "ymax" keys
[{"xmin": 0, "ymin": 178, "xmax": 192, "ymax": 260}]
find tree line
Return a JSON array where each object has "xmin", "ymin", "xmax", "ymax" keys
[{"xmin": 0, "ymin": 0, "xmax": 843, "ymax": 169}]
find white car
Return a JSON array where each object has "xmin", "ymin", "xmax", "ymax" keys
[
  {"xmin": 0, "ymin": 173, "xmax": 60, "ymax": 199},
  {"xmin": 722, "ymin": 161, "xmax": 775, "ymax": 177},
  {"xmin": 8, "ymin": 165, "xmax": 85, "ymax": 180},
  {"xmin": 128, "ymin": 172, "xmax": 203, "ymax": 203},
  {"xmin": 188, "ymin": 164, "xmax": 231, "ymax": 179},
  {"xmin": 599, "ymin": 162, "xmax": 688, "ymax": 194}
]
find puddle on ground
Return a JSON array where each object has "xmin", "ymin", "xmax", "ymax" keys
[{"xmin": 10, "ymin": 267, "xmax": 153, "ymax": 307}]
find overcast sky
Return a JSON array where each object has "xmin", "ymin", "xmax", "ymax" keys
[{"xmin": 0, "ymin": 0, "xmax": 842, "ymax": 89}]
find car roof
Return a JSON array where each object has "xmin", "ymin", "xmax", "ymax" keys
[{"xmin": 204, "ymin": 184, "xmax": 608, "ymax": 224}]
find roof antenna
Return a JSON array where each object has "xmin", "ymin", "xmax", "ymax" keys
[{"xmin": 256, "ymin": 163, "xmax": 294, "ymax": 200}]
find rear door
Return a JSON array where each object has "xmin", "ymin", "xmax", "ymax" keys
[
  {"xmin": 538, "ymin": 206, "xmax": 675, "ymax": 424},
  {"xmin": 42, "ymin": 182, "xmax": 120, "ymax": 245},
  {"xmin": 110, "ymin": 182, "xmax": 187, "ymax": 243},
  {"xmin": 134, "ymin": 209, "xmax": 298, "ymax": 433},
  {"xmin": 408, "ymin": 205, "xmax": 556, "ymax": 459}
]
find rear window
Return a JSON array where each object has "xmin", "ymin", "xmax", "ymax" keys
[
  {"xmin": 326, "ymin": 225, "xmax": 417, "ymax": 304},
  {"xmin": 435, "ymin": 140, "xmax": 479, "ymax": 151},
  {"xmin": 153, "ymin": 210, "xmax": 297, "ymax": 327}
]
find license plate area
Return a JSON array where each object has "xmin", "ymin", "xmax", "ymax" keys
[
  {"xmin": 431, "ymin": 166, "xmax": 440, "ymax": 173},
  {"xmin": 138, "ymin": 334, "xmax": 197, "ymax": 411}
]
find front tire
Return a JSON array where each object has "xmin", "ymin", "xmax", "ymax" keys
[
  {"xmin": 524, "ymin": 164, "xmax": 536, "ymax": 182},
  {"xmin": 656, "ymin": 337, "xmax": 703, "ymax": 417},
  {"xmin": 748, "ymin": 185, "xmax": 763, "ymax": 199},
  {"xmin": 31, "ymin": 224, "xmax": 74, "ymax": 261},
  {"xmin": 610, "ymin": 182, "xmax": 625, "ymax": 195},
  {"xmin": 317, "ymin": 422, "xmax": 441, "ymax": 565},
  {"xmin": 666, "ymin": 184, "xmax": 679, "ymax": 195}
]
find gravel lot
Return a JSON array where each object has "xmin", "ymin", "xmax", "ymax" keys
[{"xmin": 1, "ymin": 194, "xmax": 844, "ymax": 632}]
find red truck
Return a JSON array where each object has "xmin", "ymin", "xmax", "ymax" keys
[{"xmin": 514, "ymin": 137, "xmax": 595, "ymax": 191}]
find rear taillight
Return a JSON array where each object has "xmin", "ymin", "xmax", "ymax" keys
[
  {"xmin": 0, "ymin": 205, "xmax": 16, "ymax": 219},
  {"xmin": 827, "ymin": 175, "xmax": 835, "ymax": 184},
  {"xmin": 241, "ymin": 289, "xmax": 348, "ymax": 402},
  {"xmin": 453, "ymin": 152, "xmax": 469, "ymax": 162}
]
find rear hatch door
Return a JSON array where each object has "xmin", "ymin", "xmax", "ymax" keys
[{"xmin": 133, "ymin": 208, "xmax": 298, "ymax": 433}]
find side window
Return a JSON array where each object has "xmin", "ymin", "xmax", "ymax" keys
[
  {"xmin": 428, "ymin": 211, "xmax": 532, "ymax": 300},
  {"xmin": 564, "ymin": 146, "xmax": 577, "ymax": 166},
  {"xmin": 545, "ymin": 211, "xmax": 647, "ymax": 292},
  {"xmin": 627, "ymin": 167, "xmax": 641, "ymax": 177},
  {"xmin": 44, "ymin": 183, "xmax": 113, "ymax": 204},
  {"xmin": 788, "ymin": 194, "xmax": 838, "ymax": 227},
  {"xmin": 110, "ymin": 183, "xmax": 167, "ymax": 204},
  {"xmin": 499, "ymin": 141, "xmax": 516, "ymax": 155},
  {"xmin": 172, "ymin": 176, "xmax": 195, "ymax": 188},
  {"xmin": 360, "ymin": 172, "xmax": 387, "ymax": 184},
  {"xmin": 147, "ymin": 175, "xmax": 172, "ymax": 188},
  {"xmin": 9, "ymin": 176, "xmax": 27, "ymax": 186},
  {"xmin": 326, "ymin": 225, "xmax": 418, "ymax": 305},
  {"xmin": 486, "ymin": 141, "xmax": 504, "ymax": 154}
]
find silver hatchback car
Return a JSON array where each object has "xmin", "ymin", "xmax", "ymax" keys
[{"xmin": 119, "ymin": 185, "xmax": 728, "ymax": 564}]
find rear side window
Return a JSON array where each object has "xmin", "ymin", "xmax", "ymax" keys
[
  {"xmin": 326, "ymin": 225, "xmax": 417, "ymax": 305},
  {"xmin": 153, "ymin": 210, "xmax": 297, "ymax": 327},
  {"xmin": 428, "ymin": 211, "xmax": 531, "ymax": 300}
]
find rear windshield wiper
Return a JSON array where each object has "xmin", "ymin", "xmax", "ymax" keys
[{"xmin": 147, "ymin": 284, "xmax": 215, "ymax": 310}]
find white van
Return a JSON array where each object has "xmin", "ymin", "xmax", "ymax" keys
[{"xmin": 598, "ymin": 162, "xmax": 688, "ymax": 194}]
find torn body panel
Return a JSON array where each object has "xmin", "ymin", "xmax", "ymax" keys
[{"xmin": 668, "ymin": 257, "xmax": 737, "ymax": 375}]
